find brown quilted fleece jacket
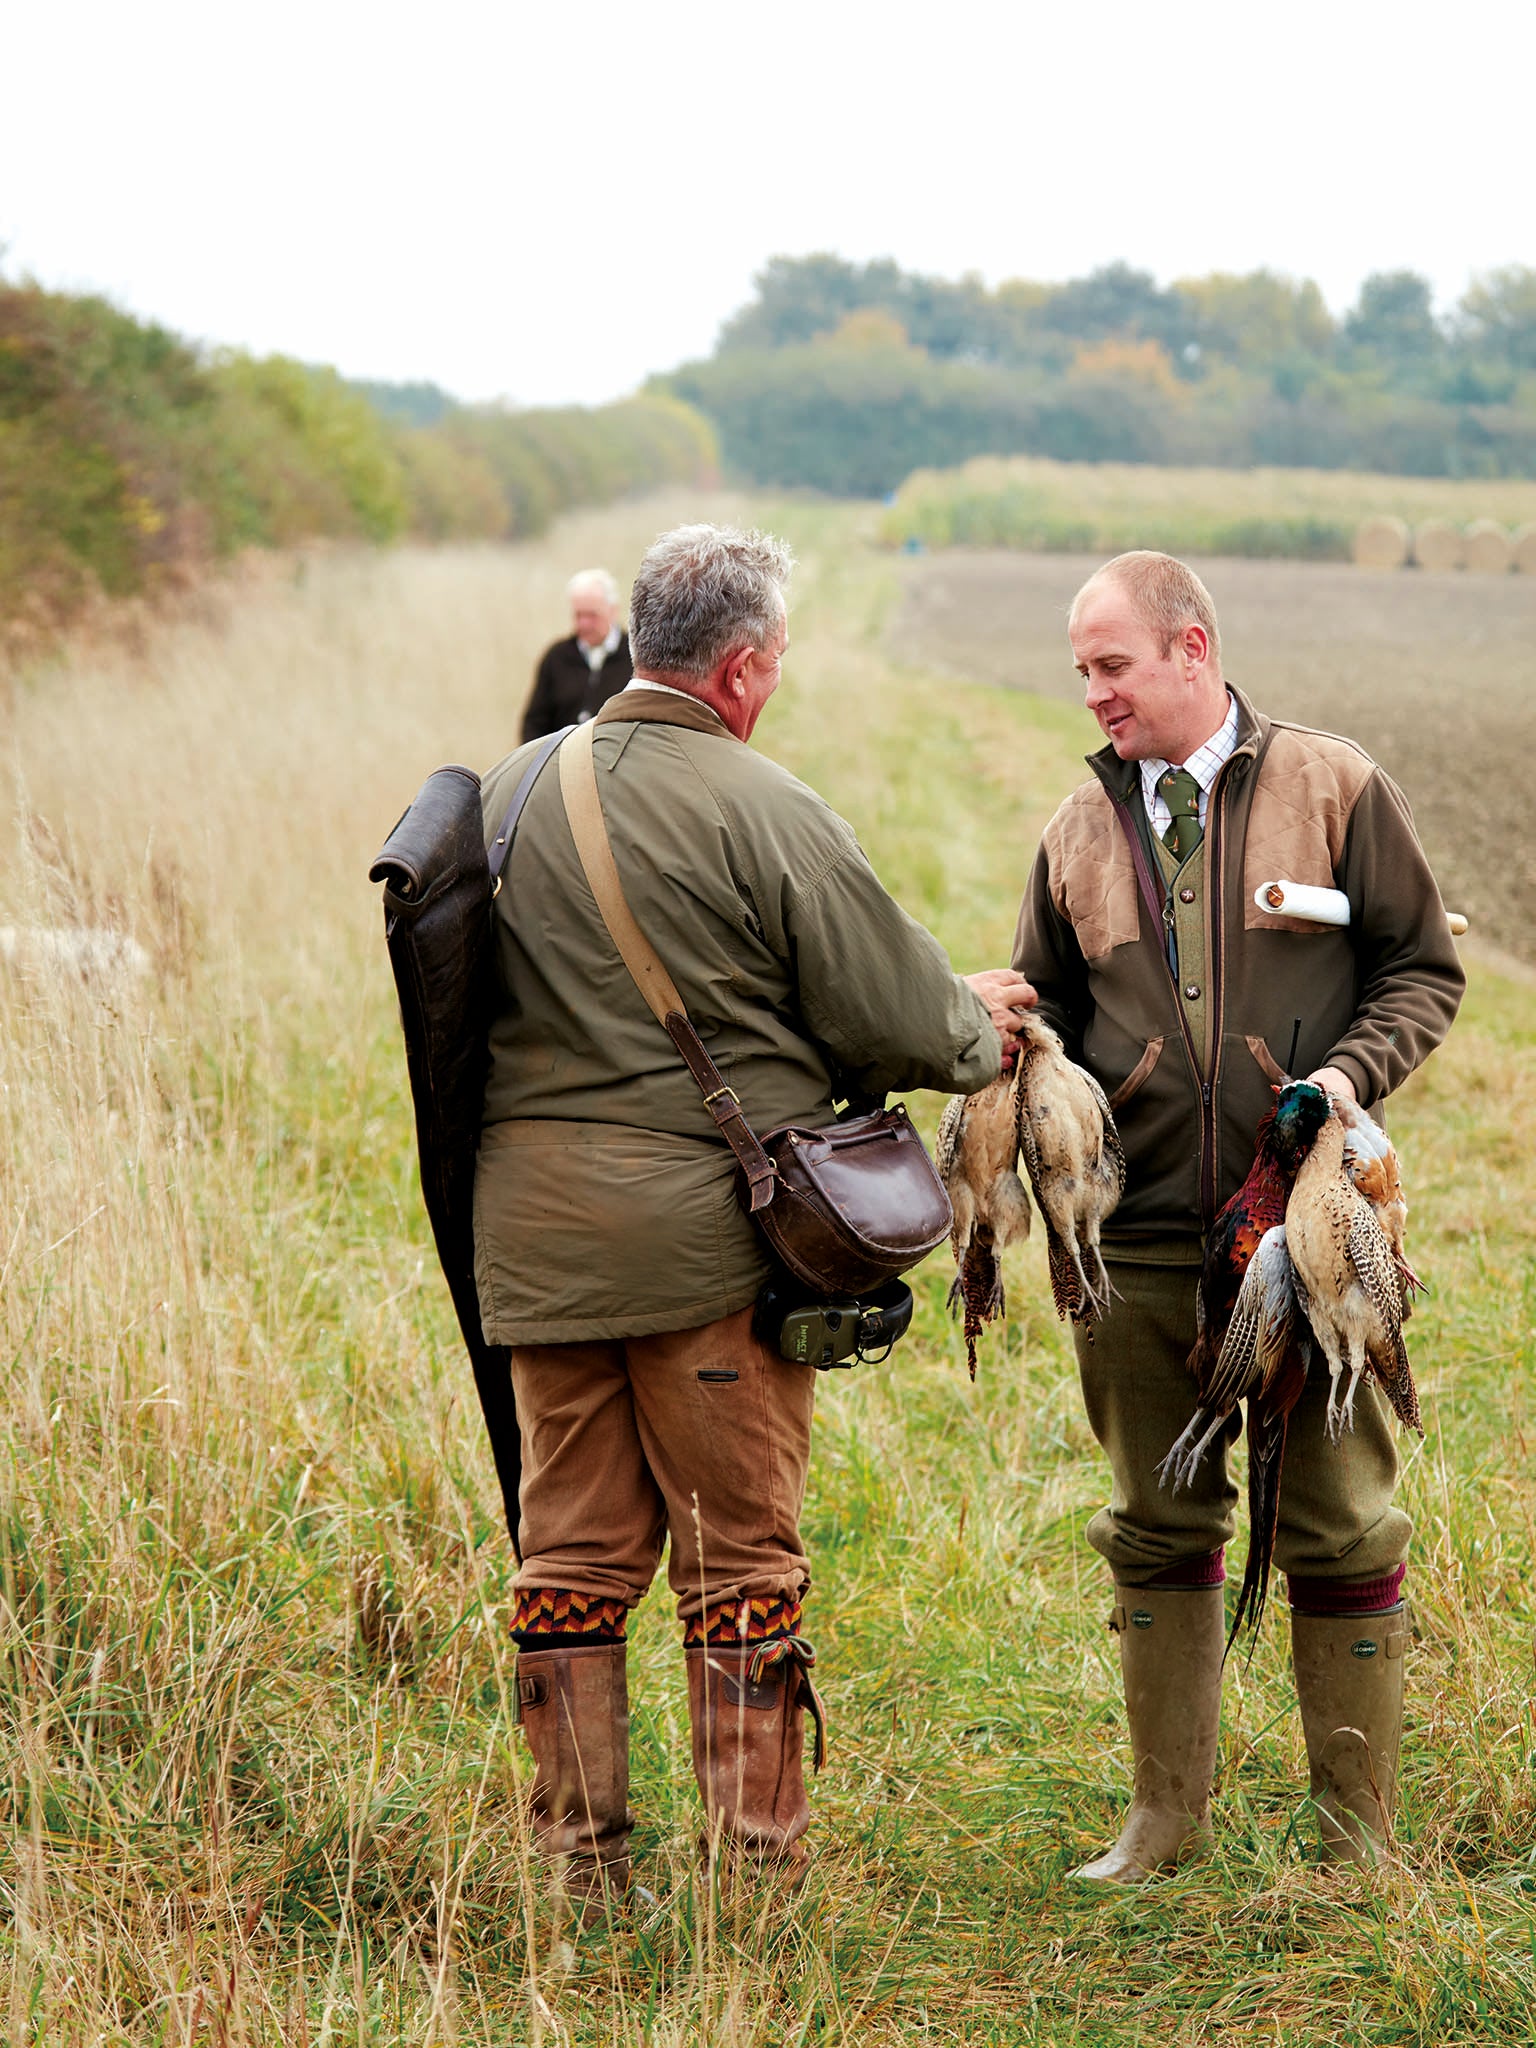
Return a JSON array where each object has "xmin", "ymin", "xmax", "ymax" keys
[{"xmin": 1012, "ymin": 687, "xmax": 1464, "ymax": 1240}]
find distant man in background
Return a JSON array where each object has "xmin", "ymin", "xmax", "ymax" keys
[
  {"xmin": 1012, "ymin": 551, "xmax": 1462, "ymax": 1883},
  {"xmin": 521, "ymin": 567, "xmax": 633, "ymax": 740}
]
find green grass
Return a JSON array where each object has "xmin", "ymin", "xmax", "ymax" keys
[
  {"xmin": 879, "ymin": 454, "xmax": 1536, "ymax": 562},
  {"xmin": 0, "ymin": 496, "xmax": 1531, "ymax": 2042}
]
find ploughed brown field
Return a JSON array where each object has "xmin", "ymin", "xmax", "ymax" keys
[{"xmin": 892, "ymin": 549, "xmax": 1536, "ymax": 968}]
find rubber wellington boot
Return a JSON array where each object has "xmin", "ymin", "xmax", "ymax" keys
[
  {"xmin": 516, "ymin": 1642, "xmax": 634, "ymax": 1919},
  {"xmin": 684, "ymin": 1638, "xmax": 825, "ymax": 1875},
  {"xmin": 1291, "ymin": 1603, "xmax": 1409, "ymax": 1863},
  {"xmin": 1073, "ymin": 1584, "xmax": 1225, "ymax": 1884}
]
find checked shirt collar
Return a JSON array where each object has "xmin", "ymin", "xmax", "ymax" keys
[{"xmin": 1140, "ymin": 690, "xmax": 1240, "ymax": 836}]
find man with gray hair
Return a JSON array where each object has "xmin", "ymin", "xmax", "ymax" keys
[
  {"xmin": 1012, "ymin": 550, "xmax": 1462, "ymax": 1884},
  {"xmin": 521, "ymin": 566, "xmax": 633, "ymax": 740},
  {"xmin": 476, "ymin": 522, "xmax": 1032, "ymax": 1918}
]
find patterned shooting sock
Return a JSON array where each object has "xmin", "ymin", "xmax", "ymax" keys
[
  {"xmin": 511, "ymin": 1585, "xmax": 629, "ymax": 1647},
  {"xmin": 683, "ymin": 1588, "xmax": 803, "ymax": 1648}
]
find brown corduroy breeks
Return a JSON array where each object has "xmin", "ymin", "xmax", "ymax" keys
[{"xmin": 509, "ymin": 1305, "xmax": 818, "ymax": 1625}]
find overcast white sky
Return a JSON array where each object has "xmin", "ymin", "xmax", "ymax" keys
[{"xmin": 5, "ymin": 1, "xmax": 1531, "ymax": 408}]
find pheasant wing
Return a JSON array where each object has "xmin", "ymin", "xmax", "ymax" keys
[
  {"xmin": 1205, "ymin": 1226, "xmax": 1296, "ymax": 1412},
  {"xmin": 1345, "ymin": 1202, "xmax": 1422, "ymax": 1434},
  {"xmin": 1012, "ymin": 1065, "xmax": 1082, "ymax": 1322}
]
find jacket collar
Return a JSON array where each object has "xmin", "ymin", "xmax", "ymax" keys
[
  {"xmin": 594, "ymin": 686, "xmax": 732, "ymax": 739},
  {"xmin": 1085, "ymin": 683, "xmax": 1269, "ymax": 802}
]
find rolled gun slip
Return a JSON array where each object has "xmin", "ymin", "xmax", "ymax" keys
[{"xmin": 1254, "ymin": 880, "xmax": 1468, "ymax": 938}]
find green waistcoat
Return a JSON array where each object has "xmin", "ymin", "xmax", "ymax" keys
[{"xmin": 1151, "ymin": 833, "xmax": 1210, "ymax": 1073}]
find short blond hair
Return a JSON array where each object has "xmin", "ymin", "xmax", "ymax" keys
[{"xmin": 1071, "ymin": 551, "xmax": 1222, "ymax": 667}]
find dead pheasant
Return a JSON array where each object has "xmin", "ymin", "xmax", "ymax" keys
[
  {"xmin": 1012, "ymin": 1015, "xmax": 1125, "ymax": 1329},
  {"xmin": 1159, "ymin": 1098, "xmax": 1315, "ymax": 1650},
  {"xmin": 1278, "ymin": 1083, "xmax": 1422, "ymax": 1441},
  {"xmin": 935, "ymin": 1068, "xmax": 1032, "ymax": 1379},
  {"xmin": 1162, "ymin": 1083, "xmax": 1427, "ymax": 1649},
  {"xmin": 1159, "ymin": 1102, "xmax": 1300, "ymax": 1496},
  {"xmin": 1335, "ymin": 1095, "xmax": 1422, "ymax": 1305}
]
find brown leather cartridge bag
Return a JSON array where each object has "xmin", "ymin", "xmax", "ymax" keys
[
  {"xmin": 558, "ymin": 722, "xmax": 953, "ymax": 1297},
  {"xmin": 744, "ymin": 1104, "xmax": 951, "ymax": 1294}
]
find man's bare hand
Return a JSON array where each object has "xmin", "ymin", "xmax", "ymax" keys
[
  {"xmin": 965, "ymin": 969, "xmax": 1038, "ymax": 1048},
  {"xmin": 1306, "ymin": 1064, "xmax": 1358, "ymax": 1105}
]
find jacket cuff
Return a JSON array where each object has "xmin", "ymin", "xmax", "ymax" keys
[{"xmin": 1325, "ymin": 1050, "xmax": 1374, "ymax": 1105}]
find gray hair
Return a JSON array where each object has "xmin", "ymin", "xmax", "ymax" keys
[
  {"xmin": 1070, "ymin": 550, "xmax": 1222, "ymax": 667},
  {"xmin": 567, "ymin": 567, "xmax": 620, "ymax": 608},
  {"xmin": 628, "ymin": 524, "xmax": 794, "ymax": 680}
]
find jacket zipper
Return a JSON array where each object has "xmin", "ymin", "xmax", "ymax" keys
[
  {"xmin": 1108, "ymin": 791, "xmax": 1206, "ymax": 1125},
  {"xmin": 1110, "ymin": 745, "xmax": 1250, "ymax": 1232},
  {"xmin": 1200, "ymin": 763, "xmax": 1229, "ymax": 1226}
]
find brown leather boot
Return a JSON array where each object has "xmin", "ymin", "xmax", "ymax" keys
[
  {"xmin": 516, "ymin": 1642, "xmax": 634, "ymax": 1916},
  {"xmin": 1072, "ymin": 1585, "xmax": 1225, "ymax": 1884},
  {"xmin": 684, "ymin": 1637, "xmax": 826, "ymax": 1872},
  {"xmin": 1291, "ymin": 1603, "xmax": 1409, "ymax": 1863}
]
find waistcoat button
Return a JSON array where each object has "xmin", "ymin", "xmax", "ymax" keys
[
  {"xmin": 1179, "ymin": 888, "xmax": 1196, "ymax": 904},
  {"xmin": 1184, "ymin": 983, "xmax": 1201, "ymax": 1001}
]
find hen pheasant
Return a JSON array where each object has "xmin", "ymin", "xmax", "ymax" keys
[
  {"xmin": 1278, "ymin": 1082, "xmax": 1422, "ymax": 1441},
  {"xmin": 1012, "ymin": 1015, "xmax": 1126, "ymax": 1330},
  {"xmin": 935, "ymin": 1070, "xmax": 1032, "ymax": 1379}
]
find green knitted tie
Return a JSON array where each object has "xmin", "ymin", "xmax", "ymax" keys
[{"xmin": 1159, "ymin": 768, "xmax": 1204, "ymax": 861}]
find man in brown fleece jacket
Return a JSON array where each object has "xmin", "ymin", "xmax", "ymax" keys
[
  {"xmin": 478, "ymin": 524, "xmax": 1031, "ymax": 1916},
  {"xmin": 1012, "ymin": 551, "xmax": 1463, "ymax": 1882}
]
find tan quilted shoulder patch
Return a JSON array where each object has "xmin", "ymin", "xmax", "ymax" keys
[
  {"xmin": 1045, "ymin": 783, "xmax": 1141, "ymax": 962},
  {"xmin": 1242, "ymin": 726, "xmax": 1376, "ymax": 932}
]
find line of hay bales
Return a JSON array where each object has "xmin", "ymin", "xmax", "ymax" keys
[{"xmin": 1353, "ymin": 515, "xmax": 1536, "ymax": 573}]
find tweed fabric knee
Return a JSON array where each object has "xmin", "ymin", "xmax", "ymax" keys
[{"xmin": 1075, "ymin": 1248, "xmax": 1410, "ymax": 1586}]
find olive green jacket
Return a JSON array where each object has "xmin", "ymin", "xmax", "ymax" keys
[
  {"xmin": 473, "ymin": 689, "xmax": 998, "ymax": 1343},
  {"xmin": 1012, "ymin": 687, "xmax": 1464, "ymax": 1242}
]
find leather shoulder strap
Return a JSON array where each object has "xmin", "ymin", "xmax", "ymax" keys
[
  {"xmin": 559, "ymin": 718, "xmax": 684, "ymax": 1025},
  {"xmin": 556, "ymin": 719, "xmax": 776, "ymax": 1211},
  {"xmin": 489, "ymin": 725, "xmax": 568, "ymax": 885}
]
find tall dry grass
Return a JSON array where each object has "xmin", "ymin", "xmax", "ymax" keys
[{"xmin": 0, "ymin": 498, "xmax": 1532, "ymax": 2043}]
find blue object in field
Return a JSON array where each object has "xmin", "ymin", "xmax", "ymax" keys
[{"xmin": 901, "ymin": 536, "xmax": 926, "ymax": 555}]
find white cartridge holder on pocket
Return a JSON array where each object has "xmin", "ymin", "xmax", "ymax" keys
[{"xmin": 1253, "ymin": 881, "xmax": 1352, "ymax": 927}]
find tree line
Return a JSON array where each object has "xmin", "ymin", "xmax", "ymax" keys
[
  {"xmin": 658, "ymin": 256, "xmax": 1536, "ymax": 496},
  {"xmin": 0, "ymin": 281, "xmax": 717, "ymax": 644}
]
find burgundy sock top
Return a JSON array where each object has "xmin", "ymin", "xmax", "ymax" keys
[
  {"xmin": 1142, "ymin": 1547, "xmax": 1227, "ymax": 1590},
  {"xmin": 1286, "ymin": 1564, "xmax": 1407, "ymax": 1616}
]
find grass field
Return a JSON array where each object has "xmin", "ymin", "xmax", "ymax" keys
[
  {"xmin": 1, "ymin": 497, "xmax": 1533, "ymax": 2044},
  {"xmin": 880, "ymin": 455, "xmax": 1536, "ymax": 562}
]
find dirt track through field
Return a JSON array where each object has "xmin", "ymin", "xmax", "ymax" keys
[{"xmin": 892, "ymin": 549, "xmax": 1536, "ymax": 966}]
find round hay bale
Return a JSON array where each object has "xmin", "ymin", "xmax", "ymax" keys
[
  {"xmin": 1463, "ymin": 519, "xmax": 1512, "ymax": 574},
  {"xmin": 1413, "ymin": 518, "xmax": 1464, "ymax": 572},
  {"xmin": 1352, "ymin": 515, "xmax": 1410, "ymax": 569},
  {"xmin": 1511, "ymin": 522, "xmax": 1536, "ymax": 574}
]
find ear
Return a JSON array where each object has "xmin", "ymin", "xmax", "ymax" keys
[
  {"xmin": 721, "ymin": 642, "xmax": 754, "ymax": 696},
  {"xmin": 1181, "ymin": 623, "xmax": 1209, "ymax": 673}
]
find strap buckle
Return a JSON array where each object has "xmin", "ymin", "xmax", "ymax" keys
[
  {"xmin": 747, "ymin": 1637, "xmax": 828, "ymax": 1772},
  {"xmin": 703, "ymin": 1085, "xmax": 740, "ymax": 1109}
]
